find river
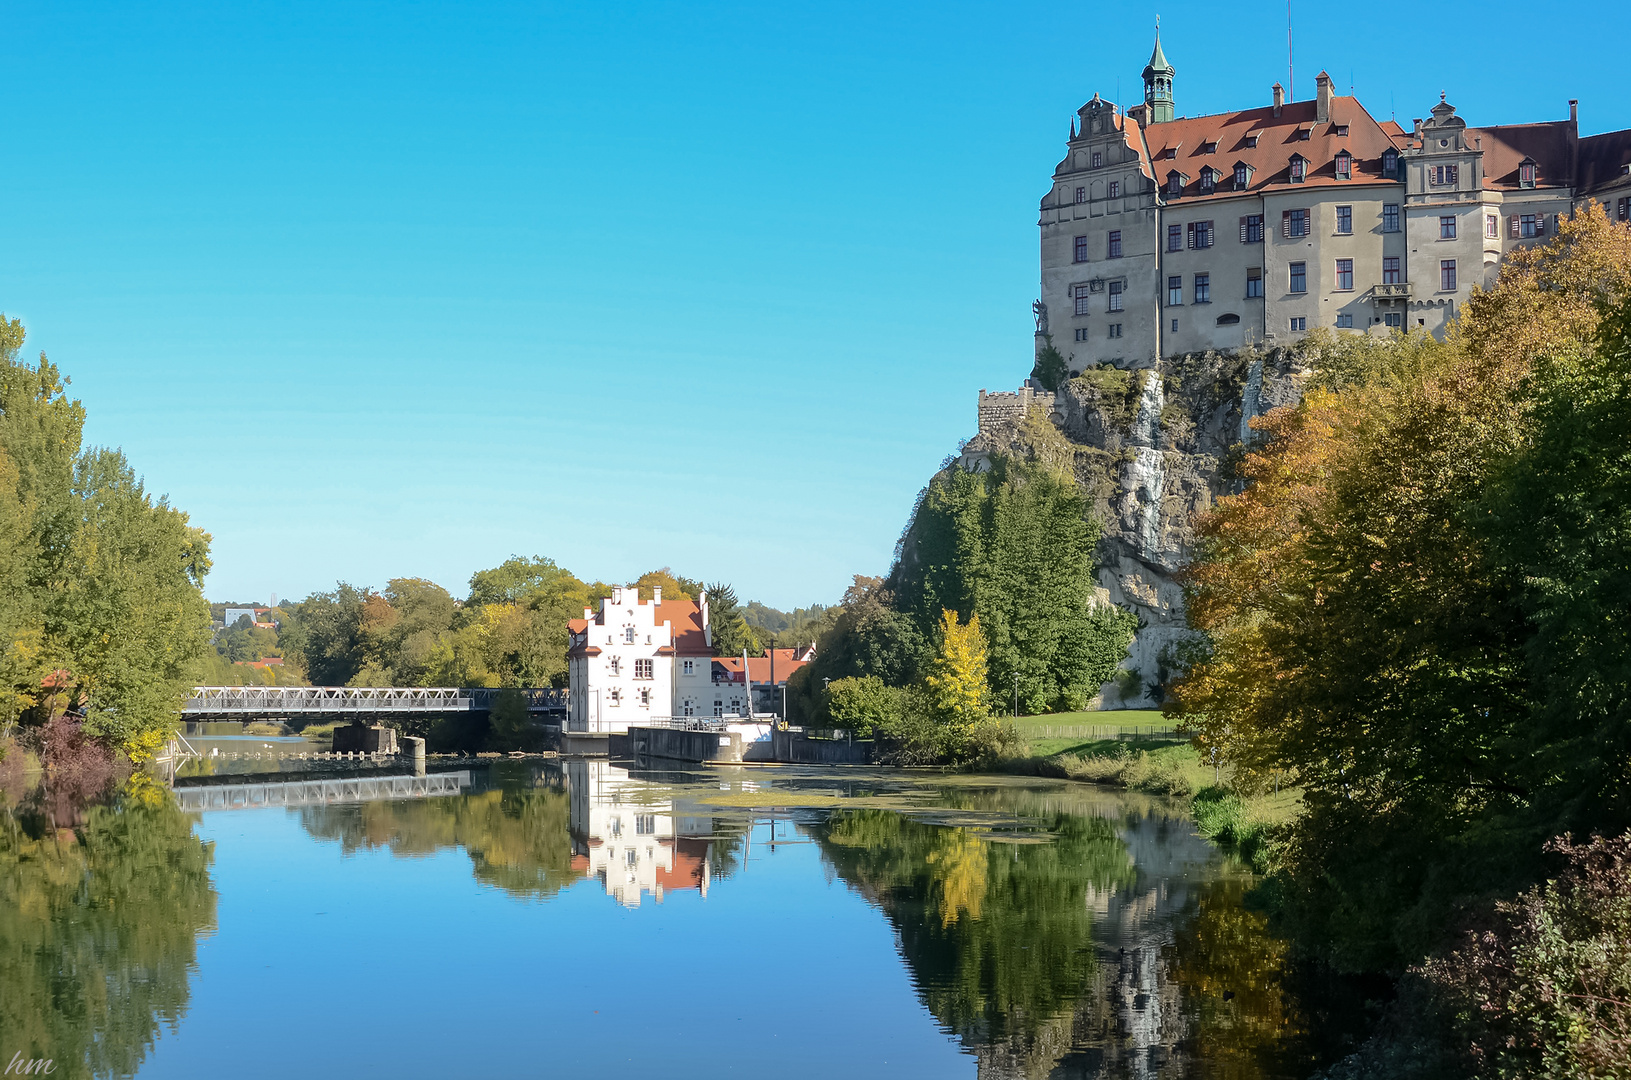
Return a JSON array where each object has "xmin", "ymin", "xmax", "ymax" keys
[{"xmin": 0, "ymin": 760, "xmax": 1372, "ymax": 1079}]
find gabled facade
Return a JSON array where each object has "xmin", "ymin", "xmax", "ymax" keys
[
  {"xmin": 566, "ymin": 586, "xmax": 715, "ymax": 733},
  {"xmin": 1041, "ymin": 33, "xmax": 1631, "ymax": 371}
]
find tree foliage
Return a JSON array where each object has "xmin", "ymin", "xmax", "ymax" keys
[
  {"xmin": 1168, "ymin": 205, "xmax": 1631, "ymax": 975},
  {"xmin": 0, "ymin": 317, "xmax": 212, "ymax": 758}
]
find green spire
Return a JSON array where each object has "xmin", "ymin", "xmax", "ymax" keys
[{"xmin": 1142, "ymin": 19, "xmax": 1175, "ymax": 123}]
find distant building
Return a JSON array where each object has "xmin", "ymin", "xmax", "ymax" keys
[
  {"xmin": 565, "ymin": 586, "xmax": 719, "ymax": 733},
  {"xmin": 712, "ymin": 646, "xmax": 817, "ymax": 717}
]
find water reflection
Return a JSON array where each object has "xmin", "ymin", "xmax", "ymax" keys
[{"xmin": 0, "ymin": 775, "xmax": 217, "ymax": 1080}]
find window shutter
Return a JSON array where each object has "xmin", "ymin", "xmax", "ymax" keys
[
  {"xmin": 1536, "ymin": 213, "xmax": 1547, "ymax": 237},
  {"xmin": 1240, "ymin": 216, "xmax": 1249, "ymax": 242},
  {"xmin": 1282, "ymin": 211, "xmax": 1291, "ymax": 238},
  {"xmin": 1510, "ymin": 215, "xmax": 1520, "ymax": 238}
]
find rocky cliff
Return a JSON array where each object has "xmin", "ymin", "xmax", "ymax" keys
[{"xmin": 959, "ymin": 348, "xmax": 1307, "ymax": 708}]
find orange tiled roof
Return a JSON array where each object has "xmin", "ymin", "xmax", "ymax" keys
[
  {"xmin": 1141, "ymin": 96, "xmax": 1403, "ymax": 201},
  {"xmin": 652, "ymin": 599, "xmax": 712, "ymax": 657},
  {"xmin": 1575, "ymin": 128, "xmax": 1631, "ymax": 195},
  {"xmin": 1468, "ymin": 121, "xmax": 1575, "ymax": 191}
]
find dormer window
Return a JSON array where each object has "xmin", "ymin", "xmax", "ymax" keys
[
  {"xmin": 1297, "ymin": 126, "xmax": 1312, "ymax": 141},
  {"xmin": 1202, "ymin": 141, "xmax": 1218, "ymax": 154},
  {"xmin": 1334, "ymin": 150, "xmax": 1353, "ymax": 180},
  {"xmin": 1164, "ymin": 147, "xmax": 1178, "ymax": 160},
  {"xmin": 1518, "ymin": 159, "xmax": 1538, "ymax": 188},
  {"xmin": 1168, "ymin": 171, "xmax": 1186, "ymax": 196},
  {"xmin": 1245, "ymin": 134, "xmax": 1260, "ymax": 148},
  {"xmin": 1199, "ymin": 167, "xmax": 1215, "ymax": 193},
  {"xmin": 1382, "ymin": 148, "xmax": 1400, "ymax": 177},
  {"xmin": 1335, "ymin": 124, "xmax": 1350, "ymax": 137},
  {"xmin": 1289, "ymin": 155, "xmax": 1307, "ymax": 183},
  {"xmin": 1234, "ymin": 163, "xmax": 1250, "ymax": 188}
]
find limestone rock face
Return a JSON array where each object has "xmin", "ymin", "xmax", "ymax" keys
[{"xmin": 962, "ymin": 349, "xmax": 1307, "ymax": 708}]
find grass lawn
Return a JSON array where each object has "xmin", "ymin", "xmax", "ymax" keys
[{"xmin": 1010, "ymin": 709, "xmax": 1185, "ymax": 756}]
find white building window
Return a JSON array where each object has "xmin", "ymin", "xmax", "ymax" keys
[
  {"xmin": 638, "ymin": 688, "xmax": 651, "ymax": 707},
  {"xmin": 634, "ymin": 659, "xmax": 654, "ymax": 679},
  {"xmin": 608, "ymin": 657, "xmax": 621, "ymax": 676},
  {"xmin": 624, "ymin": 626, "xmax": 636, "ymax": 644},
  {"xmin": 682, "ymin": 659, "xmax": 694, "ymax": 675}
]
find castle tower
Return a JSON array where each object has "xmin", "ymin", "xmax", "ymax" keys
[{"xmin": 1141, "ymin": 23, "xmax": 1175, "ymax": 124}]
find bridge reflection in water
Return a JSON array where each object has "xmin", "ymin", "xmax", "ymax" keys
[{"xmin": 174, "ymin": 771, "xmax": 473, "ymax": 812}]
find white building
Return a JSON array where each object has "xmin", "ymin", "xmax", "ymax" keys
[
  {"xmin": 565, "ymin": 586, "xmax": 741, "ymax": 733},
  {"xmin": 566, "ymin": 760, "xmax": 710, "ymax": 908}
]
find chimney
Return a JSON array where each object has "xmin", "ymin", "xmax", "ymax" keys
[
  {"xmin": 652, "ymin": 586, "xmax": 662, "ymax": 604},
  {"xmin": 1570, "ymin": 99, "xmax": 1578, "ymax": 124},
  {"xmin": 1272, "ymin": 82, "xmax": 1284, "ymax": 117},
  {"xmin": 1315, "ymin": 71, "xmax": 1333, "ymax": 124},
  {"xmin": 1413, "ymin": 117, "xmax": 1423, "ymax": 139}
]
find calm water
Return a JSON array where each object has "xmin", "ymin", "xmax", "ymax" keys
[{"xmin": 1, "ymin": 761, "xmax": 1365, "ymax": 1079}]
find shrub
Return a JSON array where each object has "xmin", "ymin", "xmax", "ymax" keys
[{"xmin": 1424, "ymin": 830, "xmax": 1631, "ymax": 1079}]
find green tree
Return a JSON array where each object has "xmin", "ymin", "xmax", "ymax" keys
[
  {"xmin": 823, "ymin": 675, "xmax": 904, "ymax": 737},
  {"xmin": 1031, "ymin": 335, "xmax": 1068, "ymax": 392},
  {"xmin": 895, "ymin": 456, "xmax": 1134, "ymax": 712},
  {"xmin": 280, "ymin": 584, "xmax": 373, "ymax": 686},
  {"xmin": 705, "ymin": 582, "xmax": 757, "ymax": 657}
]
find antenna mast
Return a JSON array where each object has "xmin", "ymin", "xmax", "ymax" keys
[{"xmin": 1287, "ymin": 0, "xmax": 1294, "ymax": 100}]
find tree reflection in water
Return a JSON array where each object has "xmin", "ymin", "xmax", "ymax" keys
[
  {"xmin": 0, "ymin": 774, "xmax": 217, "ymax": 1080},
  {"xmin": 813, "ymin": 784, "xmax": 1345, "ymax": 1080},
  {"xmin": 298, "ymin": 766, "xmax": 585, "ymax": 900}
]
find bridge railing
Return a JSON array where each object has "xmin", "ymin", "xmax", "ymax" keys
[{"xmin": 183, "ymin": 686, "xmax": 570, "ymax": 717}]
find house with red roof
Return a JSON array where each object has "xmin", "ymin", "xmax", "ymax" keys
[{"xmin": 566, "ymin": 585, "xmax": 729, "ymax": 733}]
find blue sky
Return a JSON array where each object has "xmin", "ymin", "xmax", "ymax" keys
[{"xmin": 5, "ymin": 1, "xmax": 1626, "ymax": 609}]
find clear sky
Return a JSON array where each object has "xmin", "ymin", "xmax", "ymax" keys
[{"xmin": 6, "ymin": 1, "xmax": 1626, "ymax": 609}]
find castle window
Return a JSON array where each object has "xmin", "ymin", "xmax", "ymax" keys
[
  {"xmin": 1241, "ymin": 214, "xmax": 1263, "ymax": 243},
  {"xmin": 1441, "ymin": 260, "xmax": 1458, "ymax": 291},
  {"xmin": 1234, "ymin": 163, "xmax": 1250, "ymax": 187},
  {"xmin": 1074, "ymin": 285, "xmax": 1092, "ymax": 316},
  {"xmin": 1517, "ymin": 214, "xmax": 1545, "ymax": 238},
  {"xmin": 1290, "ymin": 317, "xmax": 1307, "ymax": 331},
  {"xmin": 1289, "ymin": 156, "xmax": 1307, "ymax": 183},
  {"xmin": 1073, "ymin": 235, "xmax": 1088, "ymax": 263},
  {"xmin": 1167, "ymin": 276, "xmax": 1184, "ymax": 305},
  {"xmin": 1247, "ymin": 268, "xmax": 1263, "ymax": 297},
  {"xmin": 1092, "ymin": 151, "xmax": 1103, "ymax": 168},
  {"xmin": 1519, "ymin": 160, "xmax": 1538, "ymax": 188},
  {"xmin": 1167, "ymin": 224, "xmax": 1183, "ymax": 252},
  {"xmin": 1074, "ymin": 186, "xmax": 1086, "ymax": 203},
  {"xmin": 1336, "ymin": 205, "xmax": 1352, "ymax": 234},
  {"xmin": 1216, "ymin": 313, "xmax": 1240, "ymax": 326},
  {"xmin": 1440, "ymin": 215, "xmax": 1457, "ymax": 240},
  {"xmin": 1487, "ymin": 214, "xmax": 1499, "ymax": 239},
  {"xmin": 1335, "ymin": 259, "xmax": 1354, "ymax": 291},
  {"xmin": 1289, "ymin": 262, "xmax": 1307, "ymax": 293},
  {"xmin": 1108, "ymin": 323, "xmax": 1122, "ymax": 338},
  {"xmin": 1199, "ymin": 168, "xmax": 1215, "ymax": 193},
  {"xmin": 1194, "ymin": 273, "xmax": 1210, "ymax": 303},
  {"xmin": 1384, "ymin": 257, "xmax": 1401, "ymax": 284},
  {"xmin": 1385, "ymin": 312, "xmax": 1403, "ymax": 328},
  {"xmin": 1187, "ymin": 220, "xmax": 1214, "ymax": 249},
  {"xmin": 1282, "ymin": 208, "xmax": 1310, "ymax": 237},
  {"xmin": 1075, "ymin": 328, "xmax": 1089, "ymax": 342},
  {"xmin": 1334, "ymin": 151, "xmax": 1353, "ymax": 179},
  {"xmin": 1108, "ymin": 280, "xmax": 1123, "ymax": 311},
  {"xmin": 1383, "ymin": 204, "xmax": 1400, "ymax": 232},
  {"xmin": 1382, "ymin": 148, "xmax": 1399, "ymax": 176},
  {"xmin": 1337, "ymin": 313, "xmax": 1354, "ymax": 328},
  {"xmin": 1202, "ymin": 141, "xmax": 1218, "ymax": 154},
  {"xmin": 1245, "ymin": 134, "xmax": 1260, "ymax": 148},
  {"xmin": 1168, "ymin": 172, "xmax": 1185, "ymax": 195},
  {"xmin": 1108, "ymin": 180, "xmax": 1121, "ymax": 198},
  {"xmin": 1335, "ymin": 124, "xmax": 1350, "ymax": 137},
  {"xmin": 1108, "ymin": 230, "xmax": 1122, "ymax": 258},
  {"xmin": 1432, "ymin": 164, "xmax": 1459, "ymax": 187}
]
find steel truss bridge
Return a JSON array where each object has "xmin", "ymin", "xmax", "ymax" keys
[
  {"xmin": 183, "ymin": 686, "xmax": 568, "ymax": 721},
  {"xmin": 174, "ymin": 770, "xmax": 473, "ymax": 812}
]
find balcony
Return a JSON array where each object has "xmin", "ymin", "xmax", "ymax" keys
[{"xmin": 1373, "ymin": 282, "xmax": 1412, "ymax": 301}]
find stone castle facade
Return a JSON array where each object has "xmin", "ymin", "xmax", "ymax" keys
[{"xmin": 1039, "ymin": 30, "xmax": 1631, "ymax": 372}]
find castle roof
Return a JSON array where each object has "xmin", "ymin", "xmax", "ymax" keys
[
  {"xmin": 1576, "ymin": 128, "xmax": 1631, "ymax": 195},
  {"xmin": 1142, "ymin": 95, "xmax": 1405, "ymax": 201},
  {"xmin": 1468, "ymin": 121, "xmax": 1576, "ymax": 191}
]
